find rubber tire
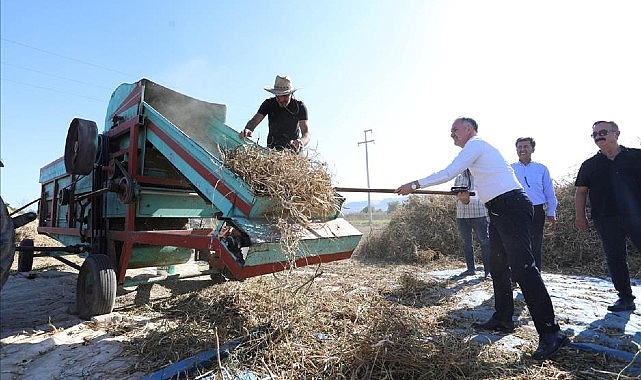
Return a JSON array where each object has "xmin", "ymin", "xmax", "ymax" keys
[
  {"xmin": 64, "ymin": 118, "xmax": 98, "ymax": 175},
  {"xmin": 17, "ymin": 239, "xmax": 34, "ymax": 272},
  {"xmin": 0, "ymin": 197, "xmax": 15, "ymax": 290},
  {"xmin": 76, "ymin": 254, "xmax": 117, "ymax": 320}
]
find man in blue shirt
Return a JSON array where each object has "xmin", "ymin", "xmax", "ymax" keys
[
  {"xmin": 511, "ymin": 137, "xmax": 558, "ymax": 271},
  {"xmin": 396, "ymin": 117, "xmax": 567, "ymax": 360}
]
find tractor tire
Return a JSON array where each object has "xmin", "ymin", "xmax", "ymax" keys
[
  {"xmin": 0, "ymin": 197, "xmax": 16, "ymax": 290},
  {"xmin": 17, "ymin": 239, "xmax": 34, "ymax": 272},
  {"xmin": 64, "ymin": 118, "xmax": 98, "ymax": 175},
  {"xmin": 76, "ymin": 254, "xmax": 117, "ymax": 320}
]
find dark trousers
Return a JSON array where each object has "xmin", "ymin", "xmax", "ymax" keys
[
  {"xmin": 456, "ymin": 217, "xmax": 491, "ymax": 273},
  {"xmin": 530, "ymin": 204, "xmax": 545, "ymax": 270},
  {"xmin": 485, "ymin": 189, "xmax": 559, "ymax": 334},
  {"xmin": 593, "ymin": 214, "xmax": 641, "ymax": 301}
]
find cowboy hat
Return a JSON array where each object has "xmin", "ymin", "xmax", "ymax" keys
[{"xmin": 264, "ymin": 75, "xmax": 297, "ymax": 95}]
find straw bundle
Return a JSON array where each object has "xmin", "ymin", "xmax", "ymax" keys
[{"xmin": 223, "ymin": 145, "xmax": 339, "ymax": 224}]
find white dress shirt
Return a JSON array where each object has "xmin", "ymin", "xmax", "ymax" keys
[{"xmin": 417, "ymin": 136, "xmax": 522, "ymax": 204}]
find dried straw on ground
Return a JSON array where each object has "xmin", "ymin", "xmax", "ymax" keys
[
  {"xmin": 113, "ymin": 259, "xmax": 638, "ymax": 379},
  {"xmin": 110, "ymin": 180, "xmax": 639, "ymax": 379}
]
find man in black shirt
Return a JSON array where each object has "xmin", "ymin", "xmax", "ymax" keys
[
  {"xmin": 575, "ymin": 120, "xmax": 641, "ymax": 312},
  {"xmin": 240, "ymin": 75, "xmax": 310, "ymax": 152}
]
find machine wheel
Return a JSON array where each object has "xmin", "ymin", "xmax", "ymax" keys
[
  {"xmin": 17, "ymin": 239, "xmax": 34, "ymax": 272},
  {"xmin": 64, "ymin": 118, "xmax": 98, "ymax": 175},
  {"xmin": 76, "ymin": 254, "xmax": 117, "ymax": 320},
  {"xmin": 0, "ymin": 197, "xmax": 15, "ymax": 290}
]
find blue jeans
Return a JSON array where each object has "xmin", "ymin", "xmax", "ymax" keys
[
  {"xmin": 593, "ymin": 214, "xmax": 641, "ymax": 301},
  {"xmin": 485, "ymin": 189, "xmax": 559, "ymax": 334},
  {"xmin": 456, "ymin": 217, "xmax": 491, "ymax": 273}
]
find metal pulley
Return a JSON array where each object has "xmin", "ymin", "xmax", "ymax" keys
[
  {"xmin": 64, "ymin": 118, "xmax": 99, "ymax": 175},
  {"xmin": 116, "ymin": 176, "xmax": 138, "ymax": 204}
]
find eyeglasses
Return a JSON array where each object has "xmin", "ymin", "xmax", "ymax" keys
[{"xmin": 591, "ymin": 129, "xmax": 614, "ymax": 138}]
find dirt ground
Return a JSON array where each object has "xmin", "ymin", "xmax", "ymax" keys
[{"xmin": 1, "ymin": 229, "xmax": 640, "ymax": 379}]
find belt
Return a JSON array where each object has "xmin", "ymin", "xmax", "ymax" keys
[{"xmin": 485, "ymin": 189, "xmax": 523, "ymax": 208}]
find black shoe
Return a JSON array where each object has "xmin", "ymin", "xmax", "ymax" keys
[
  {"xmin": 607, "ymin": 298, "xmax": 636, "ymax": 312},
  {"xmin": 532, "ymin": 331, "xmax": 568, "ymax": 360},
  {"xmin": 459, "ymin": 269, "xmax": 476, "ymax": 277},
  {"xmin": 472, "ymin": 318, "xmax": 515, "ymax": 333}
]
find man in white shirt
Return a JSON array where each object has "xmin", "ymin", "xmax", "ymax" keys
[
  {"xmin": 511, "ymin": 137, "xmax": 558, "ymax": 271},
  {"xmin": 395, "ymin": 117, "xmax": 567, "ymax": 360}
]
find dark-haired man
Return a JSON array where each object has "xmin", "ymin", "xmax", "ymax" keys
[
  {"xmin": 511, "ymin": 137, "xmax": 558, "ymax": 271},
  {"xmin": 575, "ymin": 121, "xmax": 641, "ymax": 312}
]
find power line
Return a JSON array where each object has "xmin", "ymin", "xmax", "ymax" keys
[
  {"xmin": 1, "ymin": 37, "xmax": 134, "ymax": 77},
  {"xmin": 1, "ymin": 61, "xmax": 113, "ymax": 90},
  {"xmin": 0, "ymin": 77, "xmax": 104, "ymax": 103}
]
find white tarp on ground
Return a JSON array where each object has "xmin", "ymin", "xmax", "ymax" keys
[{"xmin": 429, "ymin": 269, "xmax": 641, "ymax": 375}]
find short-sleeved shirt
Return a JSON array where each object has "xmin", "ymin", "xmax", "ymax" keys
[
  {"xmin": 257, "ymin": 97, "xmax": 308, "ymax": 149},
  {"xmin": 454, "ymin": 170, "xmax": 487, "ymax": 219},
  {"xmin": 575, "ymin": 146, "xmax": 641, "ymax": 218}
]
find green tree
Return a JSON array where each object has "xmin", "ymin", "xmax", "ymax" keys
[
  {"xmin": 386, "ymin": 201, "xmax": 400, "ymax": 214},
  {"xmin": 360, "ymin": 205, "xmax": 382, "ymax": 214}
]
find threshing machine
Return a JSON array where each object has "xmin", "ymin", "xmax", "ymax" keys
[{"xmin": 27, "ymin": 78, "xmax": 361, "ymax": 319}]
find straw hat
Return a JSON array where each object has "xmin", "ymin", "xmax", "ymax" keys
[{"xmin": 264, "ymin": 75, "xmax": 297, "ymax": 95}]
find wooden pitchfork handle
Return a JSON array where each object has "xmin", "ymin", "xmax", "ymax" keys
[{"xmin": 334, "ymin": 187, "xmax": 475, "ymax": 196}]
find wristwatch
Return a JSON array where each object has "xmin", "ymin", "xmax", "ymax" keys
[{"xmin": 410, "ymin": 181, "xmax": 419, "ymax": 190}]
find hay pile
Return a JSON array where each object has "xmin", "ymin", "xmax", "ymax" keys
[
  {"xmin": 356, "ymin": 196, "xmax": 456, "ymax": 264},
  {"xmin": 223, "ymin": 145, "xmax": 339, "ymax": 224},
  {"xmin": 222, "ymin": 144, "xmax": 342, "ymax": 265},
  {"xmin": 356, "ymin": 181, "xmax": 640, "ymax": 278},
  {"xmin": 114, "ymin": 263, "xmax": 525, "ymax": 379},
  {"xmin": 14, "ymin": 219, "xmax": 62, "ymax": 248}
]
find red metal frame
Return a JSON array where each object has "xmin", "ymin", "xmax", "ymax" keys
[{"xmin": 109, "ymin": 228, "xmax": 353, "ymax": 280}]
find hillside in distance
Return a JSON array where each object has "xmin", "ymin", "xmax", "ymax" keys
[{"xmin": 340, "ymin": 197, "xmax": 404, "ymax": 215}]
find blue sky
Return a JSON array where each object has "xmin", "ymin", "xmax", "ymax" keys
[{"xmin": 1, "ymin": 1, "xmax": 640, "ymax": 209}]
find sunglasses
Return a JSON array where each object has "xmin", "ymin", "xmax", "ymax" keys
[{"xmin": 591, "ymin": 129, "xmax": 614, "ymax": 138}]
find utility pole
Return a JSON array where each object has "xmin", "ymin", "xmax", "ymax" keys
[{"xmin": 358, "ymin": 129, "xmax": 374, "ymax": 226}]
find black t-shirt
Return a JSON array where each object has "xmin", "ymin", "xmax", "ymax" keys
[
  {"xmin": 257, "ymin": 97, "xmax": 308, "ymax": 149},
  {"xmin": 575, "ymin": 146, "xmax": 641, "ymax": 218}
]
